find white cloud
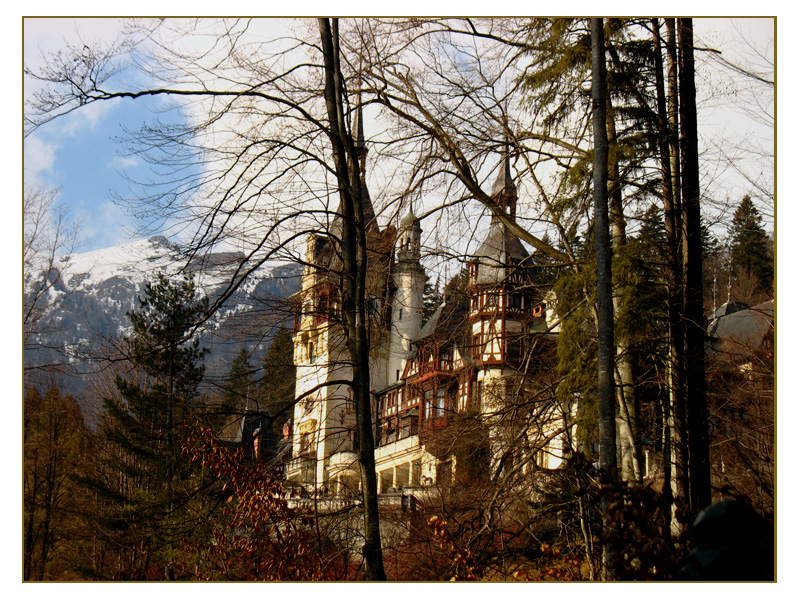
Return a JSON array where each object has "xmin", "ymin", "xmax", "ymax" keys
[
  {"xmin": 24, "ymin": 134, "xmax": 58, "ymax": 182},
  {"xmin": 109, "ymin": 154, "xmax": 141, "ymax": 170},
  {"xmin": 24, "ymin": 17, "xmax": 127, "ymax": 59}
]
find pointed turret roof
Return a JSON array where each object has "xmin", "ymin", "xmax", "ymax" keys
[
  {"xmin": 328, "ymin": 100, "xmax": 378, "ymax": 243},
  {"xmin": 471, "ymin": 153, "xmax": 531, "ymax": 285},
  {"xmin": 399, "ymin": 207, "xmax": 420, "ymax": 230},
  {"xmin": 353, "ymin": 97, "xmax": 367, "ymax": 155},
  {"xmin": 472, "ymin": 221, "xmax": 532, "ymax": 285},
  {"xmin": 490, "ymin": 152, "xmax": 515, "ymax": 197}
]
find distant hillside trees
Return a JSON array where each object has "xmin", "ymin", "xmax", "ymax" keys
[{"xmin": 23, "ymin": 384, "xmax": 88, "ymax": 580}]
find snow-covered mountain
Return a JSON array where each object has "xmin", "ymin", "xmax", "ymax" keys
[{"xmin": 25, "ymin": 235, "xmax": 301, "ymax": 380}]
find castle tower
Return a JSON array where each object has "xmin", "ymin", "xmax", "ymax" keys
[
  {"xmin": 467, "ymin": 154, "xmax": 537, "ymax": 409},
  {"xmin": 388, "ymin": 208, "xmax": 426, "ymax": 383},
  {"xmin": 286, "ymin": 99, "xmax": 388, "ymax": 490}
]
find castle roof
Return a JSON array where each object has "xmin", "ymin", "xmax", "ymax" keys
[
  {"xmin": 416, "ymin": 300, "xmax": 471, "ymax": 348},
  {"xmin": 328, "ymin": 102, "xmax": 379, "ymax": 243},
  {"xmin": 471, "ymin": 220, "xmax": 533, "ymax": 285},
  {"xmin": 470, "ymin": 152, "xmax": 532, "ymax": 285},
  {"xmin": 708, "ymin": 299, "xmax": 774, "ymax": 357},
  {"xmin": 490, "ymin": 153, "xmax": 515, "ymax": 197},
  {"xmin": 399, "ymin": 208, "xmax": 421, "ymax": 230}
]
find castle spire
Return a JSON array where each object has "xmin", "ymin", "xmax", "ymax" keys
[
  {"xmin": 327, "ymin": 95, "xmax": 376, "ymax": 239},
  {"xmin": 489, "ymin": 144, "xmax": 516, "ymax": 220},
  {"xmin": 353, "ymin": 96, "xmax": 367, "ymax": 167}
]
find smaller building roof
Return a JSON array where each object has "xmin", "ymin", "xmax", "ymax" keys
[{"xmin": 707, "ymin": 299, "xmax": 774, "ymax": 357}]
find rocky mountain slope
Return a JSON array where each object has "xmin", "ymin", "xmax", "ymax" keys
[{"xmin": 24, "ymin": 236, "xmax": 301, "ymax": 382}]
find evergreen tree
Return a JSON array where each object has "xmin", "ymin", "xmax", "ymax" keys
[
  {"xmin": 443, "ymin": 268, "xmax": 469, "ymax": 307},
  {"xmin": 421, "ymin": 280, "xmax": 444, "ymax": 324},
  {"xmin": 223, "ymin": 347, "xmax": 257, "ymax": 412},
  {"xmin": 530, "ymin": 232, "xmax": 562, "ymax": 285},
  {"xmin": 637, "ymin": 203, "xmax": 667, "ymax": 259},
  {"xmin": 260, "ymin": 327, "xmax": 296, "ymax": 438},
  {"xmin": 729, "ymin": 195, "xmax": 773, "ymax": 295},
  {"xmin": 86, "ymin": 273, "xmax": 213, "ymax": 580}
]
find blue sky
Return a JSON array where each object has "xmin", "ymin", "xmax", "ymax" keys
[
  {"xmin": 26, "ymin": 96, "xmax": 186, "ymax": 250},
  {"xmin": 10, "ymin": 12, "xmax": 796, "ymax": 594},
  {"xmin": 24, "ymin": 17, "xmax": 776, "ymax": 254},
  {"xmin": 24, "ymin": 18, "xmax": 192, "ymax": 252}
]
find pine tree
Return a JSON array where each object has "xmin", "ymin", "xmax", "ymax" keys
[
  {"xmin": 729, "ymin": 195, "xmax": 773, "ymax": 296},
  {"xmin": 260, "ymin": 327, "xmax": 296, "ymax": 438},
  {"xmin": 87, "ymin": 272, "xmax": 212, "ymax": 580},
  {"xmin": 421, "ymin": 280, "xmax": 444, "ymax": 324},
  {"xmin": 223, "ymin": 347, "xmax": 257, "ymax": 412},
  {"xmin": 444, "ymin": 268, "xmax": 469, "ymax": 307}
]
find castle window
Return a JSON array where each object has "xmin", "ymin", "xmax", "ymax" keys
[
  {"xmin": 398, "ymin": 308, "xmax": 403, "ymax": 321},
  {"xmin": 435, "ymin": 388, "xmax": 446, "ymax": 417},
  {"xmin": 308, "ymin": 341, "xmax": 315, "ymax": 363},
  {"xmin": 300, "ymin": 432, "xmax": 314, "ymax": 455}
]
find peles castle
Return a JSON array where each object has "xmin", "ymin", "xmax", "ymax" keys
[{"xmin": 284, "ymin": 107, "xmax": 570, "ymax": 498}]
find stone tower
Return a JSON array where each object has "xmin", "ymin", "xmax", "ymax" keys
[
  {"xmin": 388, "ymin": 208, "xmax": 426, "ymax": 384},
  {"xmin": 287, "ymin": 100, "xmax": 389, "ymax": 489}
]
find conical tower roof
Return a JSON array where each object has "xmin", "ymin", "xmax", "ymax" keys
[
  {"xmin": 490, "ymin": 153, "xmax": 515, "ymax": 197},
  {"xmin": 328, "ymin": 101, "xmax": 378, "ymax": 243},
  {"xmin": 488, "ymin": 149, "xmax": 517, "ymax": 220},
  {"xmin": 471, "ymin": 152, "xmax": 530, "ymax": 285}
]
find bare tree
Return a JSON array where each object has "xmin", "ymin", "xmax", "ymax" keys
[
  {"xmin": 699, "ymin": 20, "xmax": 774, "ymax": 212},
  {"xmin": 24, "ymin": 184, "xmax": 80, "ymax": 368},
  {"xmin": 27, "ymin": 17, "xmax": 390, "ymax": 579},
  {"xmin": 26, "ymin": 18, "xmax": 745, "ymax": 579}
]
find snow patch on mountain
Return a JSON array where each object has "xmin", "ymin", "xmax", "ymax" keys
[{"xmin": 25, "ymin": 236, "xmax": 302, "ymax": 377}]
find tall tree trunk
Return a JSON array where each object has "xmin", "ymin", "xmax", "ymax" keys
[
  {"xmin": 24, "ymin": 461, "xmax": 38, "ymax": 580},
  {"xmin": 592, "ymin": 17, "xmax": 618, "ymax": 581},
  {"xmin": 318, "ymin": 18, "xmax": 386, "ymax": 581},
  {"xmin": 678, "ymin": 17, "xmax": 711, "ymax": 515},
  {"xmin": 665, "ymin": 18, "xmax": 690, "ymax": 525},
  {"xmin": 606, "ymin": 103, "xmax": 641, "ymax": 484},
  {"xmin": 652, "ymin": 17, "xmax": 677, "ymax": 523}
]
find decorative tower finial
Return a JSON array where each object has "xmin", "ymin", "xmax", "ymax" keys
[
  {"xmin": 490, "ymin": 141, "xmax": 516, "ymax": 220},
  {"xmin": 353, "ymin": 95, "xmax": 367, "ymax": 168}
]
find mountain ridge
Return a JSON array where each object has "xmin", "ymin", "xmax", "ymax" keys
[{"xmin": 25, "ymin": 236, "xmax": 302, "ymax": 389}]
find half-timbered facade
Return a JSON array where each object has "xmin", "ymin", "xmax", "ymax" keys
[{"xmin": 286, "ymin": 118, "xmax": 568, "ymax": 495}]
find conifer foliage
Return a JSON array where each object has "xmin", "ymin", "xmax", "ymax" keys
[
  {"xmin": 87, "ymin": 273, "xmax": 213, "ymax": 579},
  {"xmin": 260, "ymin": 327, "xmax": 296, "ymax": 437},
  {"xmin": 223, "ymin": 347, "xmax": 257, "ymax": 412},
  {"xmin": 728, "ymin": 195, "xmax": 773, "ymax": 296}
]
